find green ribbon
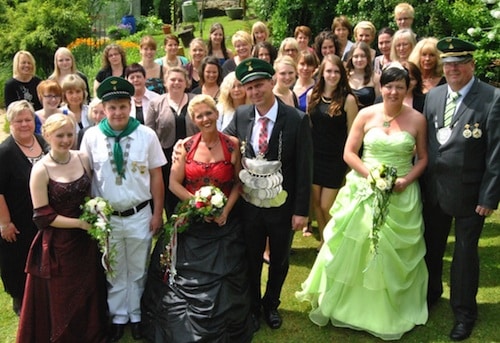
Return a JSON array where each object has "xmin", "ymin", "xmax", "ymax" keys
[{"xmin": 99, "ymin": 117, "xmax": 140, "ymax": 178}]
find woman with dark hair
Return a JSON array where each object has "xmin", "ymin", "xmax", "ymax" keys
[
  {"xmin": 125, "ymin": 63, "xmax": 160, "ymax": 124},
  {"xmin": 156, "ymin": 34, "xmax": 189, "ymax": 69},
  {"xmin": 297, "ymin": 62, "xmax": 429, "ymax": 340},
  {"xmin": 331, "ymin": 15, "xmax": 354, "ymax": 60},
  {"xmin": 93, "ymin": 44, "xmax": 127, "ymax": 96},
  {"xmin": 346, "ymin": 41, "xmax": 380, "ymax": 109},
  {"xmin": 252, "ymin": 41, "xmax": 277, "ymax": 65},
  {"xmin": 294, "ymin": 25, "xmax": 314, "ymax": 53},
  {"xmin": 374, "ymin": 27, "xmax": 395, "ymax": 75},
  {"xmin": 306, "ymin": 54, "xmax": 358, "ymax": 249},
  {"xmin": 207, "ymin": 23, "xmax": 233, "ymax": 66},
  {"xmin": 313, "ymin": 31, "xmax": 340, "ymax": 63},
  {"xmin": 293, "ymin": 51, "xmax": 319, "ymax": 112},
  {"xmin": 191, "ymin": 56, "xmax": 223, "ymax": 102},
  {"xmin": 139, "ymin": 35, "xmax": 167, "ymax": 95},
  {"xmin": 401, "ymin": 61, "xmax": 426, "ymax": 113}
]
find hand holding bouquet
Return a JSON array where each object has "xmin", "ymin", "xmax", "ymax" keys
[
  {"xmin": 160, "ymin": 186, "xmax": 227, "ymax": 284},
  {"xmin": 80, "ymin": 197, "xmax": 116, "ymax": 276}
]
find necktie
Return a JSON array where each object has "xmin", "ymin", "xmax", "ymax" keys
[
  {"xmin": 444, "ymin": 91, "xmax": 460, "ymax": 127},
  {"xmin": 258, "ymin": 117, "xmax": 269, "ymax": 154}
]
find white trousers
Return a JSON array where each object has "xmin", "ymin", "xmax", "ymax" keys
[{"xmin": 107, "ymin": 205, "xmax": 152, "ymax": 324}]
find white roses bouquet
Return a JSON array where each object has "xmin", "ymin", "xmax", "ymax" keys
[
  {"xmin": 80, "ymin": 197, "xmax": 116, "ymax": 276},
  {"xmin": 160, "ymin": 185, "xmax": 227, "ymax": 284},
  {"xmin": 367, "ymin": 164, "xmax": 398, "ymax": 256}
]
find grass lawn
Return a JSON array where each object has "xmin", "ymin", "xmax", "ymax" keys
[{"xmin": 1, "ymin": 210, "xmax": 499, "ymax": 342}]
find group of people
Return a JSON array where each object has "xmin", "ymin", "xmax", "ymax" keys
[{"xmin": 1, "ymin": 3, "xmax": 499, "ymax": 342}]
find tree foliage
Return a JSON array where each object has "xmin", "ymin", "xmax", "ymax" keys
[{"xmin": 0, "ymin": 0, "xmax": 91, "ymax": 76}]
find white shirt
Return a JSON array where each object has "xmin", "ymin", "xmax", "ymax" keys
[
  {"xmin": 447, "ymin": 76, "xmax": 475, "ymax": 117},
  {"xmin": 80, "ymin": 124, "xmax": 167, "ymax": 211},
  {"xmin": 251, "ymin": 98, "xmax": 279, "ymax": 154}
]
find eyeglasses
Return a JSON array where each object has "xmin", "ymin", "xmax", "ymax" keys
[
  {"xmin": 285, "ymin": 49, "xmax": 298, "ymax": 53},
  {"xmin": 43, "ymin": 95, "xmax": 62, "ymax": 100},
  {"xmin": 12, "ymin": 118, "xmax": 34, "ymax": 125}
]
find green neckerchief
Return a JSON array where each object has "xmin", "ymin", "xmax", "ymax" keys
[{"xmin": 99, "ymin": 117, "xmax": 140, "ymax": 178}]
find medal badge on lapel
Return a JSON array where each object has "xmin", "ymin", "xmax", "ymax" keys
[
  {"xmin": 437, "ymin": 127, "xmax": 452, "ymax": 145},
  {"xmin": 472, "ymin": 123, "xmax": 482, "ymax": 139}
]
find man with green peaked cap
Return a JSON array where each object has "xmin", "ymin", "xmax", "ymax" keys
[
  {"xmin": 225, "ymin": 58, "xmax": 313, "ymax": 331},
  {"xmin": 422, "ymin": 37, "xmax": 500, "ymax": 341},
  {"xmin": 81, "ymin": 76, "xmax": 166, "ymax": 341}
]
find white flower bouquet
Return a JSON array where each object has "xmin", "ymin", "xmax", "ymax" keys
[
  {"xmin": 367, "ymin": 164, "xmax": 398, "ymax": 256},
  {"xmin": 80, "ymin": 197, "xmax": 116, "ymax": 276},
  {"xmin": 160, "ymin": 185, "xmax": 227, "ymax": 284}
]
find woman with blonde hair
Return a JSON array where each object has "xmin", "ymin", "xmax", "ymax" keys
[
  {"xmin": 185, "ymin": 38, "xmax": 208, "ymax": 91},
  {"xmin": 4, "ymin": 51, "xmax": 42, "ymax": 111},
  {"xmin": 251, "ymin": 21, "xmax": 270, "ymax": 45},
  {"xmin": 49, "ymin": 47, "xmax": 90, "ymax": 102},
  {"xmin": 216, "ymin": 72, "xmax": 247, "ymax": 131},
  {"xmin": 278, "ymin": 37, "xmax": 300, "ymax": 64},
  {"xmin": 17, "ymin": 113, "xmax": 108, "ymax": 342},
  {"xmin": 139, "ymin": 35, "xmax": 167, "ymax": 94},
  {"xmin": 222, "ymin": 30, "xmax": 252, "ymax": 77},
  {"xmin": 353, "ymin": 21, "xmax": 377, "ymax": 61},
  {"xmin": 390, "ymin": 29, "xmax": 417, "ymax": 63},
  {"xmin": 273, "ymin": 56, "xmax": 299, "ymax": 107},
  {"xmin": 408, "ymin": 37, "xmax": 445, "ymax": 93},
  {"xmin": 61, "ymin": 74, "xmax": 90, "ymax": 131},
  {"xmin": 93, "ymin": 44, "xmax": 127, "ymax": 96}
]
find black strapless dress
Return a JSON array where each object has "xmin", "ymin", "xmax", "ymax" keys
[{"xmin": 141, "ymin": 133, "xmax": 254, "ymax": 343}]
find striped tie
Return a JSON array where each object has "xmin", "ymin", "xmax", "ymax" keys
[
  {"xmin": 258, "ymin": 117, "xmax": 269, "ymax": 154},
  {"xmin": 444, "ymin": 91, "xmax": 460, "ymax": 127}
]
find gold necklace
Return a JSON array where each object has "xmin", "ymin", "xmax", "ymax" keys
[
  {"xmin": 321, "ymin": 96, "xmax": 332, "ymax": 104},
  {"xmin": 383, "ymin": 106, "xmax": 403, "ymax": 127},
  {"xmin": 15, "ymin": 136, "xmax": 36, "ymax": 152}
]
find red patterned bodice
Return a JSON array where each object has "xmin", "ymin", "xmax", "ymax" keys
[{"xmin": 184, "ymin": 132, "xmax": 235, "ymax": 197}]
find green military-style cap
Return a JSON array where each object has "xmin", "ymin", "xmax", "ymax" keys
[
  {"xmin": 236, "ymin": 57, "xmax": 275, "ymax": 85},
  {"xmin": 437, "ymin": 37, "xmax": 477, "ymax": 63},
  {"xmin": 97, "ymin": 76, "xmax": 135, "ymax": 102}
]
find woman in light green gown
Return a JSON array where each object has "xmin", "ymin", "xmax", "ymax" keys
[{"xmin": 296, "ymin": 63, "xmax": 429, "ymax": 340}]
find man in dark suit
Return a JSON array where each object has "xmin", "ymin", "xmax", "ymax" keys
[
  {"xmin": 224, "ymin": 58, "xmax": 312, "ymax": 330},
  {"xmin": 422, "ymin": 37, "xmax": 500, "ymax": 341}
]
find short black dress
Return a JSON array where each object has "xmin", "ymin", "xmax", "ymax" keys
[{"xmin": 310, "ymin": 99, "xmax": 349, "ymax": 189}]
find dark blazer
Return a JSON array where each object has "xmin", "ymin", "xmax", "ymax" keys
[
  {"xmin": 224, "ymin": 98, "xmax": 313, "ymax": 217},
  {"xmin": 422, "ymin": 78, "xmax": 500, "ymax": 216}
]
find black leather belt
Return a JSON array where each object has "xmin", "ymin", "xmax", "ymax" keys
[{"xmin": 112, "ymin": 200, "xmax": 150, "ymax": 217}]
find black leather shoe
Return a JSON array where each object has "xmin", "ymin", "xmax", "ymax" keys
[
  {"xmin": 12, "ymin": 297, "xmax": 22, "ymax": 316},
  {"xmin": 108, "ymin": 323, "xmax": 125, "ymax": 342},
  {"xmin": 263, "ymin": 308, "xmax": 282, "ymax": 329},
  {"xmin": 251, "ymin": 313, "xmax": 261, "ymax": 333},
  {"xmin": 450, "ymin": 322, "xmax": 473, "ymax": 341},
  {"xmin": 130, "ymin": 322, "xmax": 142, "ymax": 340}
]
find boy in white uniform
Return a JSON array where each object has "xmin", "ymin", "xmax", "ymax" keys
[{"xmin": 80, "ymin": 76, "xmax": 166, "ymax": 341}]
